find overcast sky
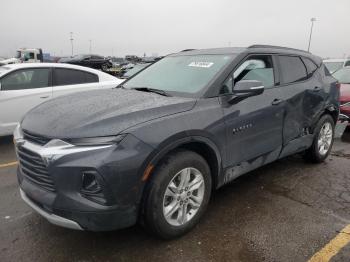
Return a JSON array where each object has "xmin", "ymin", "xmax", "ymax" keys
[{"xmin": 1, "ymin": 0, "xmax": 349, "ymax": 58}]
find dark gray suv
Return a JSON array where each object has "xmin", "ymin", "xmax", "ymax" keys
[{"xmin": 14, "ymin": 45, "xmax": 339, "ymax": 239}]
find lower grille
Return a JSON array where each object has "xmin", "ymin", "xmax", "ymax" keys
[{"xmin": 17, "ymin": 146, "xmax": 55, "ymax": 192}]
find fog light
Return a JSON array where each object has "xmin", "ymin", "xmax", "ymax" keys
[
  {"xmin": 82, "ymin": 172, "xmax": 101, "ymax": 194},
  {"xmin": 81, "ymin": 171, "xmax": 109, "ymax": 205}
]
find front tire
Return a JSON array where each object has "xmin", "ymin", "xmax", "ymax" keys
[
  {"xmin": 143, "ymin": 150, "xmax": 212, "ymax": 239},
  {"xmin": 304, "ymin": 114, "xmax": 335, "ymax": 163}
]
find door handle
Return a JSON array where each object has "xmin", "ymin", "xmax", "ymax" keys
[
  {"xmin": 313, "ymin": 86, "xmax": 322, "ymax": 92},
  {"xmin": 271, "ymin": 98, "xmax": 283, "ymax": 105},
  {"xmin": 40, "ymin": 95, "xmax": 49, "ymax": 99}
]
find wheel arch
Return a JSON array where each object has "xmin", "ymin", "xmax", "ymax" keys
[
  {"xmin": 142, "ymin": 134, "xmax": 223, "ymax": 191},
  {"xmin": 310, "ymin": 104, "xmax": 338, "ymax": 134},
  {"xmin": 323, "ymin": 104, "xmax": 339, "ymax": 124}
]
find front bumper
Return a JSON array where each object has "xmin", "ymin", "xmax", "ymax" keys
[
  {"xmin": 20, "ymin": 188, "xmax": 83, "ymax": 230},
  {"xmin": 15, "ymin": 133, "xmax": 154, "ymax": 231}
]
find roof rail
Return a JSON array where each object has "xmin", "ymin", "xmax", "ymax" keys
[
  {"xmin": 180, "ymin": 49, "xmax": 196, "ymax": 52},
  {"xmin": 248, "ymin": 45, "xmax": 310, "ymax": 54}
]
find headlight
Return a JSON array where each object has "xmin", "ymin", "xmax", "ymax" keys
[
  {"xmin": 66, "ymin": 134, "xmax": 127, "ymax": 146},
  {"xmin": 13, "ymin": 123, "xmax": 24, "ymax": 144}
]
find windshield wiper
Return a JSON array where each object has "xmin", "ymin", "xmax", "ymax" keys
[{"xmin": 131, "ymin": 87, "xmax": 172, "ymax": 97}]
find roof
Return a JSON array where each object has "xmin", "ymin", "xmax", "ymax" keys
[
  {"xmin": 174, "ymin": 45, "xmax": 314, "ymax": 55},
  {"xmin": 171, "ymin": 45, "xmax": 322, "ymax": 64},
  {"xmin": 171, "ymin": 47, "xmax": 247, "ymax": 56},
  {"xmin": 0, "ymin": 63, "xmax": 120, "ymax": 81},
  {"xmin": 323, "ymin": 58, "xmax": 350, "ymax": 62}
]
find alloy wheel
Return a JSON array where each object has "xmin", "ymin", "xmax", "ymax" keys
[
  {"xmin": 318, "ymin": 122, "xmax": 333, "ymax": 156},
  {"xmin": 162, "ymin": 167, "xmax": 205, "ymax": 226}
]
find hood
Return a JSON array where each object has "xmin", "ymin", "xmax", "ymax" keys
[
  {"xmin": 340, "ymin": 84, "xmax": 350, "ymax": 102},
  {"xmin": 21, "ymin": 88, "xmax": 196, "ymax": 139}
]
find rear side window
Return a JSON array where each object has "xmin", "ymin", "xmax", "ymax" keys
[
  {"xmin": 301, "ymin": 57, "xmax": 318, "ymax": 77},
  {"xmin": 345, "ymin": 61, "xmax": 350, "ymax": 67},
  {"xmin": 0, "ymin": 68, "xmax": 50, "ymax": 90},
  {"xmin": 324, "ymin": 65, "xmax": 332, "ymax": 76},
  {"xmin": 278, "ymin": 56, "xmax": 307, "ymax": 84},
  {"xmin": 53, "ymin": 68, "xmax": 98, "ymax": 86}
]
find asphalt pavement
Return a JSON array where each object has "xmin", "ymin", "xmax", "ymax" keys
[{"xmin": 1, "ymin": 132, "xmax": 350, "ymax": 262}]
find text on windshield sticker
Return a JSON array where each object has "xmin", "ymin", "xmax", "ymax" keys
[{"xmin": 188, "ymin": 62, "xmax": 214, "ymax": 68}]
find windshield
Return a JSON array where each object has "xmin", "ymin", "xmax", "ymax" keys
[
  {"xmin": 333, "ymin": 67, "xmax": 350, "ymax": 84},
  {"xmin": 73, "ymin": 54, "xmax": 89, "ymax": 60},
  {"xmin": 324, "ymin": 62, "xmax": 344, "ymax": 73},
  {"xmin": 123, "ymin": 54, "xmax": 234, "ymax": 95}
]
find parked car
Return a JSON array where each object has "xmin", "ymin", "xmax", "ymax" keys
[
  {"xmin": 323, "ymin": 58, "xmax": 350, "ymax": 74},
  {"xmin": 333, "ymin": 67, "xmax": 350, "ymax": 122},
  {"xmin": 14, "ymin": 45, "xmax": 339, "ymax": 239},
  {"xmin": 110, "ymin": 57, "xmax": 127, "ymax": 67},
  {"xmin": 125, "ymin": 55, "xmax": 141, "ymax": 63},
  {"xmin": 61, "ymin": 54, "xmax": 113, "ymax": 71},
  {"xmin": 120, "ymin": 63, "xmax": 151, "ymax": 79},
  {"xmin": 0, "ymin": 63, "xmax": 123, "ymax": 136}
]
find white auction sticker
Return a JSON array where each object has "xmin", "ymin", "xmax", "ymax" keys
[{"xmin": 188, "ymin": 62, "xmax": 214, "ymax": 68}]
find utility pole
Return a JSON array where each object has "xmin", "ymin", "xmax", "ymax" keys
[
  {"xmin": 89, "ymin": 40, "xmax": 92, "ymax": 54},
  {"xmin": 70, "ymin": 32, "xmax": 74, "ymax": 57},
  {"xmin": 307, "ymin": 18, "xmax": 316, "ymax": 52}
]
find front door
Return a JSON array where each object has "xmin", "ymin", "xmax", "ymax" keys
[{"xmin": 220, "ymin": 54, "xmax": 284, "ymax": 181}]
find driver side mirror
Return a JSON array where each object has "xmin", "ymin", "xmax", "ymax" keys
[
  {"xmin": 233, "ymin": 80, "xmax": 264, "ymax": 96},
  {"xmin": 226, "ymin": 80, "xmax": 264, "ymax": 103}
]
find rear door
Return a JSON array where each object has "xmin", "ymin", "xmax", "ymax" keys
[
  {"xmin": 276, "ymin": 55, "xmax": 324, "ymax": 155},
  {"xmin": 220, "ymin": 54, "xmax": 284, "ymax": 176},
  {"xmin": 0, "ymin": 68, "xmax": 52, "ymax": 134},
  {"xmin": 52, "ymin": 68, "xmax": 100, "ymax": 97}
]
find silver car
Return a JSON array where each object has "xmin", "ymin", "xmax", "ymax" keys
[{"xmin": 0, "ymin": 63, "xmax": 123, "ymax": 136}]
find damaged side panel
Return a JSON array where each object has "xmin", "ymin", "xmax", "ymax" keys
[{"xmin": 222, "ymin": 147, "xmax": 281, "ymax": 185}]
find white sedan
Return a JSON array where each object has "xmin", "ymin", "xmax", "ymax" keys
[{"xmin": 0, "ymin": 63, "xmax": 123, "ymax": 136}]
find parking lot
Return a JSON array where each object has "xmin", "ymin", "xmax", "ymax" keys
[{"xmin": 0, "ymin": 132, "xmax": 349, "ymax": 262}]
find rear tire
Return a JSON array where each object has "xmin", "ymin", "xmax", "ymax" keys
[
  {"xmin": 101, "ymin": 63, "xmax": 109, "ymax": 71},
  {"xmin": 143, "ymin": 150, "xmax": 212, "ymax": 239},
  {"xmin": 304, "ymin": 114, "xmax": 335, "ymax": 163}
]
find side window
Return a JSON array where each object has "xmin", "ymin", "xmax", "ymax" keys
[
  {"xmin": 85, "ymin": 72, "xmax": 99, "ymax": 83},
  {"xmin": 53, "ymin": 68, "xmax": 98, "ymax": 86},
  {"xmin": 345, "ymin": 60, "xmax": 350, "ymax": 67},
  {"xmin": 279, "ymin": 56, "xmax": 307, "ymax": 84},
  {"xmin": 221, "ymin": 55, "xmax": 275, "ymax": 94},
  {"xmin": 0, "ymin": 68, "xmax": 50, "ymax": 90},
  {"xmin": 301, "ymin": 57, "xmax": 318, "ymax": 77}
]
